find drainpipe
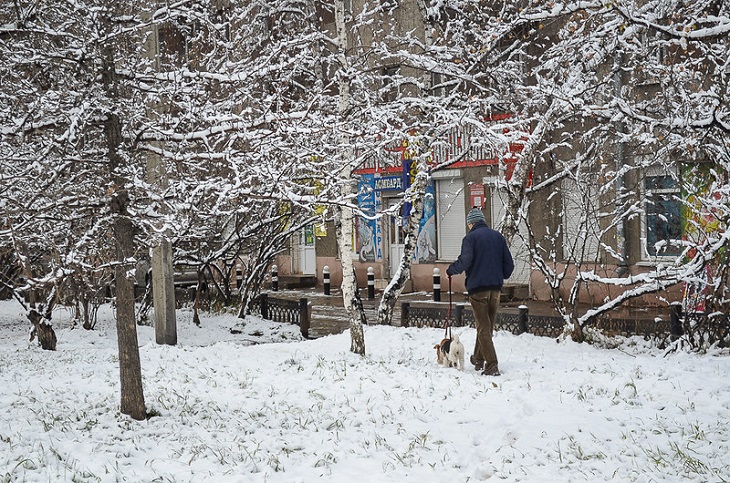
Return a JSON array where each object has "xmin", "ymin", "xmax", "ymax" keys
[{"xmin": 614, "ymin": 55, "xmax": 629, "ymax": 277}]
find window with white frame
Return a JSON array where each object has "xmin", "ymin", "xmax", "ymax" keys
[{"xmin": 643, "ymin": 166, "xmax": 683, "ymax": 258}]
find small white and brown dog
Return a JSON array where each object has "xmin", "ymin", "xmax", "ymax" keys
[{"xmin": 434, "ymin": 333, "xmax": 465, "ymax": 370}]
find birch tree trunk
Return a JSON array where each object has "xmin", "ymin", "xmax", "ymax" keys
[
  {"xmin": 334, "ymin": 0, "xmax": 366, "ymax": 355},
  {"xmin": 102, "ymin": 43, "xmax": 147, "ymax": 421},
  {"xmin": 502, "ymin": 101, "xmax": 586, "ymax": 340},
  {"xmin": 335, "ymin": 203, "xmax": 367, "ymax": 354},
  {"xmin": 371, "ymin": 0, "xmax": 436, "ymax": 327},
  {"xmin": 376, "ymin": 156, "xmax": 429, "ymax": 325}
]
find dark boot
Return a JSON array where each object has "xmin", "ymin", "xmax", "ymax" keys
[
  {"xmin": 482, "ymin": 362, "xmax": 500, "ymax": 376},
  {"xmin": 470, "ymin": 355, "xmax": 484, "ymax": 371}
]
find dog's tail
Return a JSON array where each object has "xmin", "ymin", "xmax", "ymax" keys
[{"xmin": 451, "ymin": 333, "xmax": 460, "ymax": 343}]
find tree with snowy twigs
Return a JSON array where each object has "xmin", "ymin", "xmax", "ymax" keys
[
  {"xmin": 505, "ymin": 0, "xmax": 730, "ymax": 344},
  {"xmin": 337, "ymin": 0, "xmax": 728, "ymax": 346},
  {"xmin": 0, "ymin": 0, "xmax": 152, "ymax": 418},
  {"xmin": 0, "ymin": 0, "xmax": 362, "ymax": 356},
  {"xmin": 3, "ymin": 0, "xmax": 729, "ymax": 364}
]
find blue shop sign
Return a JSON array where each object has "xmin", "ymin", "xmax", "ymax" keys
[{"xmin": 374, "ymin": 176, "xmax": 402, "ymax": 191}]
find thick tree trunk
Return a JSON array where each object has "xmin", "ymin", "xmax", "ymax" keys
[
  {"xmin": 112, "ymin": 204, "xmax": 147, "ymax": 420},
  {"xmin": 103, "ymin": 41, "xmax": 146, "ymax": 420},
  {"xmin": 336, "ymin": 206, "xmax": 367, "ymax": 355},
  {"xmin": 27, "ymin": 309, "xmax": 57, "ymax": 351},
  {"xmin": 335, "ymin": 0, "xmax": 366, "ymax": 355}
]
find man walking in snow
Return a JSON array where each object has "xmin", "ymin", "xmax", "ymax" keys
[{"xmin": 447, "ymin": 207, "xmax": 514, "ymax": 376}]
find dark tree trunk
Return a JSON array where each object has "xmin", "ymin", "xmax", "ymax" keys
[
  {"xmin": 192, "ymin": 277, "xmax": 201, "ymax": 326},
  {"xmin": 27, "ymin": 309, "xmax": 57, "ymax": 351},
  {"xmin": 572, "ymin": 318, "xmax": 585, "ymax": 343},
  {"xmin": 103, "ymin": 41, "xmax": 146, "ymax": 420},
  {"xmin": 111, "ymin": 197, "xmax": 146, "ymax": 421}
]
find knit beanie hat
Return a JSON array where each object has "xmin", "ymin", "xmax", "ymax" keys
[{"xmin": 466, "ymin": 207, "xmax": 485, "ymax": 225}]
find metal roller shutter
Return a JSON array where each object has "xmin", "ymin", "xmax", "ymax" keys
[{"xmin": 436, "ymin": 177, "xmax": 466, "ymax": 261}]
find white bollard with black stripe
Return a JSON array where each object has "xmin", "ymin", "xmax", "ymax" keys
[
  {"xmin": 323, "ymin": 265, "xmax": 331, "ymax": 295},
  {"xmin": 367, "ymin": 266, "xmax": 375, "ymax": 299},
  {"xmin": 433, "ymin": 267, "xmax": 441, "ymax": 302}
]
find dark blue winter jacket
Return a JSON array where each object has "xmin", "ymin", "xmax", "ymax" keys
[{"xmin": 446, "ymin": 221, "xmax": 514, "ymax": 294}]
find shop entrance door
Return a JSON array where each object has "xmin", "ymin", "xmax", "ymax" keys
[
  {"xmin": 386, "ymin": 198, "xmax": 406, "ymax": 278},
  {"xmin": 297, "ymin": 225, "xmax": 316, "ymax": 275}
]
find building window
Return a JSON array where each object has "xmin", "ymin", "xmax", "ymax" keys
[
  {"xmin": 431, "ymin": 71, "xmax": 449, "ymax": 98},
  {"xmin": 382, "ymin": 65, "xmax": 400, "ymax": 102},
  {"xmin": 562, "ymin": 178, "xmax": 600, "ymax": 262},
  {"xmin": 644, "ymin": 171, "xmax": 683, "ymax": 257},
  {"xmin": 158, "ymin": 22, "xmax": 187, "ymax": 68}
]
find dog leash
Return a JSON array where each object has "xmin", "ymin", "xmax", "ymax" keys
[{"xmin": 445, "ymin": 275, "xmax": 452, "ymax": 340}]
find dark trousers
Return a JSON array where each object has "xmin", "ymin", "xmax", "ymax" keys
[{"xmin": 469, "ymin": 290, "xmax": 500, "ymax": 373}]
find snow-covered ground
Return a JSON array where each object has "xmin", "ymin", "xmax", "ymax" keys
[{"xmin": 0, "ymin": 299, "xmax": 728, "ymax": 482}]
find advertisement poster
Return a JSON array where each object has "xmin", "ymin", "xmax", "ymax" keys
[
  {"xmin": 357, "ymin": 174, "xmax": 435, "ymax": 264},
  {"xmin": 356, "ymin": 175, "xmax": 381, "ymax": 262},
  {"xmin": 416, "ymin": 183, "xmax": 437, "ymax": 263}
]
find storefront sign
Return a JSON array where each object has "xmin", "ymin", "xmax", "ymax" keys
[{"xmin": 374, "ymin": 176, "xmax": 402, "ymax": 191}]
